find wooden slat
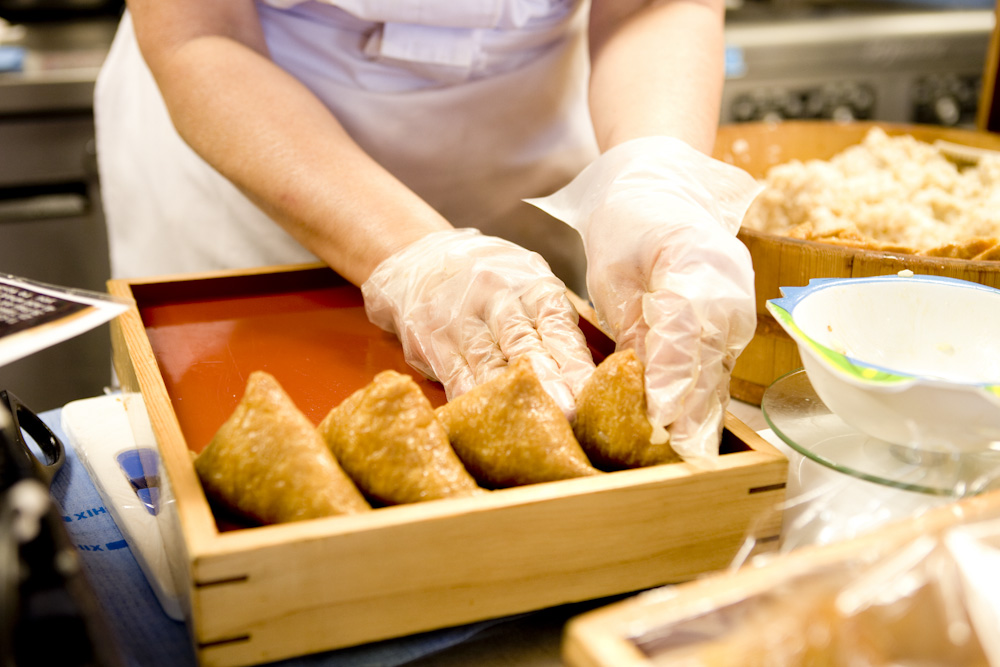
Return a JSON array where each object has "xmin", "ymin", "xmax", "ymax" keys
[{"xmin": 977, "ymin": 1, "xmax": 1000, "ymax": 131}]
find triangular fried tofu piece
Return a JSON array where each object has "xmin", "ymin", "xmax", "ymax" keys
[
  {"xmin": 318, "ymin": 370, "xmax": 484, "ymax": 505},
  {"xmin": 194, "ymin": 371, "xmax": 370, "ymax": 524},
  {"xmin": 573, "ymin": 349, "xmax": 681, "ymax": 470},
  {"xmin": 436, "ymin": 357, "xmax": 599, "ymax": 488}
]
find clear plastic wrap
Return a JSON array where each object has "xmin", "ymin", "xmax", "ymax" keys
[
  {"xmin": 61, "ymin": 394, "xmax": 184, "ymax": 621},
  {"xmin": 0, "ymin": 274, "xmax": 130, "ymax": 368},
  {"xmin": 624, "ymin": 510, "xmax": 1000, "ymax": 666},
  {"xmin": 362, "ymin": 228, "xmax": 596, "ymax": 417}
]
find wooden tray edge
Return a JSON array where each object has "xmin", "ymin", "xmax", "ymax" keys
[
  {"xmin": 561, "ymin": 486, "xmax": 1000, "ymax": 667},
  {"xmin": 108, "ymin": 278, "xmax": 219, "ymax": 552}
]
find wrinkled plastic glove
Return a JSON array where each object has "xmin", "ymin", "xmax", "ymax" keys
[
  {"xmin": 528, "ymin": 136, "xmax": 763, "ymax": 463},
  {"xmin": 361, "ymin": 228, "xmax": 596, "ymax": 417}
]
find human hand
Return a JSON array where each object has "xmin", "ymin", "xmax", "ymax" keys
[
  {"xmin": 529, "ymin": 137, "xmax": 762, "ymax": 462},
  {"xmin": 361, "ymin": 228, "xmax": 596, "ymax": 417}
]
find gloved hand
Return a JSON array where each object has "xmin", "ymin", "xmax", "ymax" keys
[
  {"xmin": 361, "ymin": 228, "xmax": 596, "ymax": 417},
  {"xmin": 528, "ymin": 136, "xmax": 763, "ymax": 463}
]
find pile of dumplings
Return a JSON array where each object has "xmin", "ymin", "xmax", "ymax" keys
[{"xmin": 194, "ymin": 350, "xmax": 683, "ymax": 526}]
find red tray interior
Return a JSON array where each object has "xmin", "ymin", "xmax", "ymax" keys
[{"xmin": 132, "ymin": 267, "xmax": 613, "ymax": 454}]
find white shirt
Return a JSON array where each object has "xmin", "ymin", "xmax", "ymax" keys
[{"xmin": 94, "ymin": 0, "xmax": 598, "ymax": 290}]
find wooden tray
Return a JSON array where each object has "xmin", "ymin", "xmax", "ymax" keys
[
  {"xmin": 714, "ymin": 120, "xmax": 1000, "ymax": 405},
  {"xmin": 107, "ymin": 263, "xmax": 787, "ymax": 667},
  {"xmin": 563, "ymin": 486, "xmax": 1000, "ymax": 667}
]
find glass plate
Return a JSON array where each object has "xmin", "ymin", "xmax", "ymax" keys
[{"xmin": 761, "ymin": 369, "xmax": 1000, "ymax": 498}]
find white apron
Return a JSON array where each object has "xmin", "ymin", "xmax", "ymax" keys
[{"xmin": 94, "ymin": 0, "xmax": 598, "ymax": 293}]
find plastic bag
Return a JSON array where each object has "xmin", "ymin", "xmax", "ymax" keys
[{"xmin": 0, "ymin": 274, "xmax": 131, "ymax": 368}]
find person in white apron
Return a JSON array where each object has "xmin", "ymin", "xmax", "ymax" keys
[{"xmin": 95, "ymin": 0, "xmax": 761, "ymax": 462}]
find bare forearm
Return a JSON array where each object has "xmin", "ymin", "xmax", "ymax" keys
[
  {"xmin": 588, "ymin": 0, "xmax": 726, "ymax": 154},
  {"xmin": 128, "ymin": 2, "xmax": 451, "ymax": 286}
]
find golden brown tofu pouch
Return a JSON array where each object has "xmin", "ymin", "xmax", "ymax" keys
[
  {"xmin": 436, "ymin": 357, "xmax": 599, "ymax": 488},
  {"xmin": 195, "ymin": 370, "xmax": 370, "ymax": 524},
  {"xmin": 318, "ymin": 370, "xmax": 483, "ymax": 505},
  {"xmin": 573, "ymin": 349, "xmax": 681, "ymax": 469}
]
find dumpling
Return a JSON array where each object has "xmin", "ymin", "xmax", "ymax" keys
[
  {"xmin": 194, "ymin": 370, "xmax": 370, "ymax": 524},
  {"xmin": 573, "ymin": 349, "xmax": 682, "ymax": 469},
  {"xmin": 318, "ymin": 370, "xmax": 484, "ymax": 505},
  {"xmin": 436, "ymin": 356, "xmax": 599, "ymax": 488}
]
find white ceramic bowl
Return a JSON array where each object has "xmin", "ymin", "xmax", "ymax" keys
[{"xmin": 766, "ymin": 274, "xmax": 1000, "ymax": 453}]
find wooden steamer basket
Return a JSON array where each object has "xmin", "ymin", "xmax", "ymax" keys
[
  {"xmin": 107, "ymin": 264, "xmax": 787, "ymax": 667},
  {"xmin": 715, "ymin": 121, "xmax": 1000, "ymax": 405}
]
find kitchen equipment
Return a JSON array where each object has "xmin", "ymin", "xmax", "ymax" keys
[
  {"xmin": 0, "ymin": 388, "xmax": 123, "ymax": 666},
  {"xmin": 767, "ymin": 274, "xmax": 1000, "ymax": 453},
  {"xmin": 0, "ymin": 18, "xmax": 119, "ymax": 412},
  {"xmin": 722, "ymin": 4, "xmax": 993, "ymax": 127},
  {"xmin": 106, "ymin": 263, "xmax": 787, "ymax": 667},
  {"xmin": 715, "ymin": 120, "xmax": 1000, "ymax": 405}
]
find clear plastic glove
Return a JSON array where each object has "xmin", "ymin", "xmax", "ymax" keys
[
  {"xmin": 361, "ymin": 228, "xmax": 596, "ymax": 416},
  {"xmin": 528, "ymin": 136, "xmax": 763, "ymax": 463}
]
